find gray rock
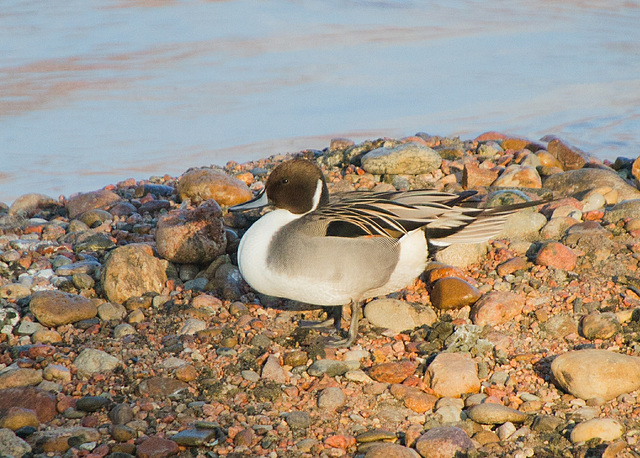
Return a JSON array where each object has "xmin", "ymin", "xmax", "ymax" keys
[
  {"xmin": 74, "ymin": 348, "xmax": 120, "ymax": 378},
  {"xmin": 361, "ymin": 142, "xmax": 442, "ymax": 175},
  {"xmin": 364, "ymin": 299, "xmax": 436, "ymax": 333},
  {"xmin": 0, "ymin": 428, "xmax": 32, "ymax": 457},
  {"xmin": 604, "ymin": 199, "xmax": 640, "ymax": 224},
  {"xmin": 261, "ymin": 354, "xmax": 286, "ymax": 384},
  {"xmin": 137, "ymin": 376, "xmax": 189, "ymax": 397},
  {"xmin": 16, "ymin": 320, "xmax": 45, "ymax": 336},
  {"xmin": 171, "ymin": 428, "xmax": 217, "ymax": 446},
  {"xmin": 286, "ymin": 411, "xmax": 311, "ymax": 430},
  {"xmin": 97, "ymin": 302, "xmax": 127, "ymax": 321},
  {"xmin": 542, "ymin": 314, "xmax": 578, "ymax": 339},
  {"xmin": 499, "ymin": 210, "xmax": 547, "ymax": 241},
  {"xmin": 307, "ymin": 359, "xmax": 360, "ymax": 377},
  {"xmin": 109, "ymin": 403, "xmax": 134, "ymax": 425},
  {"xmin": 414, "ymin": 426, "xmax": 474, "ymax": 458},
  {"xmin": 317, "ymin": 387, "xmax": 346, "ymax": 410},
  {"xmin": 467, "ymin": 403, "xmax": 528, "ymax": 424},
  {"xmin": 55, "ymin": 259, "xmax": 101, "ymax": 276},
  {"xmin": 76, "ymin": 396, "xmax": 110, "ymax": 412},
  {"xmin": 178, "ymin": 318, "xmax": 207, "ymax": 336},
  {"xmin": 434, "ymin": 242, "xmax": 488, "ymax": 269},
  {"xmin": 544, "ymin": 168, "xmax": 640, "ymax": 201},
  {"xmin": 113, "ymin": 323, "xmax": 136, "ymax": 339}
]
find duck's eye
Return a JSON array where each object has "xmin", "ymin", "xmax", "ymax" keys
[{"xmin": 281, "ymin": 178, "xmax": 289, "ymax": 184}]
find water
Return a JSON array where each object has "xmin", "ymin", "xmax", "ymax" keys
[{"xmin": 1, "ymin": 0, "xmax": 639, "ymax": 205}]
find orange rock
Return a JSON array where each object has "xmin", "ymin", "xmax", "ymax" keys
[
  {"xmin": 424, "ymin": 264, "xmax": 465, "ymax": 285},
  {"xmin": 474, "ymin": 132, "xmax": 508, "ymax": 142},
  {"xmin": 430, "ymin": 277, "xmax": 481, "ymax": 310},
  {"xmin": 535, "ymin": 241, "xmax": 577, "ymax": 270},
  {"xmin": 177, "ymin": 167, "xmax": 252, "ymax": 206},
  {"xmin": 470, "ymin": 291, "xmax": 525, "ymax": 326},
  {"xmin": 496, "ymin": 257, "xmax": 527, "ymax": 276},
  {"xmin": 175, "ymin": 364, "xmax": 197, "ymax": 382},
  {"xmin": 324, "ymin": 434, "xmax": 356, "ymax": 449},
  {"xmin": 369, "ymin": 361, "xmax": 417, "ymax": 384},
  {"xmin": 462, "ymin": 163, "xmax": 499, "ymax": 189}
]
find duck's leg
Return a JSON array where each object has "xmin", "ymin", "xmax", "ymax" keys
[
  {"xmin": 325, "ymin": 300, "xmax": 361, "ymax": 348},
  {"xmin": 298, "ymin": 306, "xmax": 342, "ymax": 331}
]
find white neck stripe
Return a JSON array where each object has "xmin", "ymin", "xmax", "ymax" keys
[{"xmin": 309, "ymin": 179, "xmax": 323, "ymax": 213}]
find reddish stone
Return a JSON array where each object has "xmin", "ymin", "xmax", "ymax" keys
[
  {"xmin": 474, "ymin": 132, "xmax": 508, "ymax": 142},
  {"xmin": 0, "ymin": 387, "xmax": 57, "ymax": 422},
  {"xmin": 535, "ymin": 241, "xmax": 577, "ymax": 271},
  {"xmin": 547, "ymin": 138, "xmax": 588, "ymax": 170},
  {"xmin": 324, "ymin": 434, "xmax": 356, "ymax": 449},
  {"xmin": 424, "ymin": 264, "xmax": 465, "ymax": 285},
  {"xmin": 136, "ymin": 436, "xmax": 179, "ymax": 458},
  {"xmin": 496, "ymin": 257, "xmax": 527, "ymax": 276},
  {"xmin": 462, "ymin": 163, "xmax": 499, "ymax": 189},
  {"xmin": 66, "ymin": 189, "xmax": 121, "ymax": 219},
  {"xmin": 470, "ymin": 291, "xmax": 525, "ymax": 326},
  {"xmin": 369, "ymin": 361, "xmax": 417, "ymax": 384},
  {"xmin": 233, "ymin": 428, "xmax": 255, "ymax": 446}
]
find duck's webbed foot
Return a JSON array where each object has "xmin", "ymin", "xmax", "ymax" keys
[{"xmin": 324, "ymin": 301, "xmax": 361, "ymax": 348}]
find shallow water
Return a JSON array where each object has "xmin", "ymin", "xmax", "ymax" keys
[{"xmin": 1, "ymin": 0, "xmax": 639, "ymax": 204}]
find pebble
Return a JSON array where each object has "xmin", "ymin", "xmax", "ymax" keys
[
  {"xmin": 100, "ymin": 244, "xmax": 168, "ymax": 303},
  {"xmin": 178, "ymin": 318, "xmax": 207, "ymax": 335},
  {"xmin": 434, "ymin": 242, "xmax": 488, "ymax": 269},
  {"xmin": 426, "ymin": 353, "xmax": 480, "ymax": 397},
  {"xmin": 137, "ymin": 376, "xmax": 189, "ymax": 397},
  {"xmin": 43, "ymin": 364, "xmax": 71, "ymax": 383},
  {"xmin": 0, "ymin": 283, "xmax": 31, "ymax": 300},
  {"xmin": 76, "ymin": 396, "xmax": 110, "ymax": 412},
  {"xmin": 492, "ymin": 165, "xmax": 542, "ymax": 188},
  {"xmin": 307, "ymin": 359, "xmax": 360, "ymax": 377},
  {"xmin": 430, "ymin": 277, "xmax": 481, "ymax": 310},
  {"xmin": 0, "ymin": 368, "xmax": 42, "ymax": 388},
  {"xmin": 414, "ymin": 426, "xmax": 474, "ymax": 458},
  {"xmin": 390, "ymin": 385, "xmax": 437, "ymax": 413},
  {"xmin": 364, "ymin": 298, "xmax": 436, "ymax": 332},
  {"xmin": 233, "ymin": 427, "xmax": 255, "ymax": 446},
  {"xmin": 177, "ymin": 167, "xmax": 252, "ymax": 206},
  {"xmin": 15, "ymin": 320, "xmax": 45, "ymax": 335},
  {"xmin": 435, "ymin": 405, "xmax": 461, "ymax": 423},
  {"xmin": 541, "ymin": 314, "xmax": 578, "ymax": 339},
  {"xmin": 74, "ymin": 348, "xmax": 120, "ymax": 378},
  {"xmin": 604, "ymin": 198, "xmax": 640, "ymax": 224},
  {"xmin": 29, "ymin": 290, "xmax": 97, "ymax": 327},
  {"xmin": 318, "ymin": 387, "xmax": 346, "ymax": 410},
  {"xmin": 283, "ymin": 350, "xmax": 308, "ymax": 367},
  {"xmin": 467, "ymin": 403, "xmax": 528, "ymax": 424},
  {"xmin": 155, "ymin": 200, "xmax": 227, "ymax": 263},
  {"xmin": 136, "ymin": 435, "xmax": 180, "ymax": 458},
  {"xmin": 113, "ymin": 323, "xmax": 136, "ymax": 338},
  {"xmin": 551, "ymin": 349, "xmax": 640, "ymax": 400},
  {"xmin": 171, "ymin": 428, "xmax": 217, "ymax": 446},
  {"xmin": 175, "ymin": 364, "xmax": 198, "ymax": 382},
  {"xmin": 547, "ymin": 138, "xmax": 588, "ymax": 170},
  {"xmin": 66, "ymin": 189, "xmax": 121, "ymax": 219},
  {"xmin": 496, "ymin": 257, "xmax": 526, "ymax": 276},
  {"xmin": 534, "ymin": 241, "xmax": 577, "ymax": 270},
  {"xmin": 108, "ymin": 403, "xmax": 134, "ymax": 425},
  {"xmin": 364, "ymin": 443, "xmax": 420, "ymax": 458},
  {"xmin": 111, "ymin": 424, "xmax": 136, "ymax": 442},
  {"xmin": 570, "ymin": 418, "xmax": 624, "ymax": 443},
  {"xmin": 54, "ymin": 259, "xmax": 101, "ymax": 276},
  {"xmin": 286, "ymin": 411, "xmax": 311, "ymax": 430},
  {"xmin": 469, "ymin": 291, "xmax": 525, "ymax": 326},
  {"xmin": 496, "ymin": 421, "xmax": 517, "ymax": 440},
  {"xmin": 580, "ymin": 312, "xmax": 620, "ymax": 340},
  {"xmin": 499, "ymin": 210, "xmax": 547, "ymax": 242},
  {"xmin": 0, "ymin": 387, "xmax": 57, "ymax": 423},
  {"xmin": 462, "ymin": 162, "xmax": 499, "ymax": 188},
  {"xmin": 361, "ymin": 142, "xmax": 442, "ymax": 175},
  {"xmin": 261, "ymin": 354, "xmax": 286, "ymax": 384},
  {"xmin": 0, "ymin": 428, "xmax": 32, "ymax": 457},
  {"xmin": 97, "ymin": 302, "xmax": 127, "ymax": 321},
  {"xmin": 0, "ymin": 406, "xmax": 40, "ymax": 430},
  {"xmin": 532, "ymin": 414, "xmax": 564, "ymax": 433},
  {"xmin": 369, "ymin": 361, "xmax": 417, "ymax": 384}
]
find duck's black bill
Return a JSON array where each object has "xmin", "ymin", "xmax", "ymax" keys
[{"xmin": 229, "ymin": 189, "xmax": 269, "ymax": 211}]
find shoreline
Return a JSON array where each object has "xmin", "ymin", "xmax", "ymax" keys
[{"xmin": 1, "ymin": 132, "xmax": 640, "ymax": 457}]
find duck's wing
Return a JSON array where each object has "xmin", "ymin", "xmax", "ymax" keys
[
  {"xmin": 317, "ymin": 189, "xmax": 545, "ymax": 243},
  {"xmin": 314, "ymin": 190, "xmax": 478, "ymax": 238}
]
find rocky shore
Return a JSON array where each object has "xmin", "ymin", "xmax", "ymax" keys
[{"xmin": 2, "ymin": 132, "xmax": 640, "ymax": 457}]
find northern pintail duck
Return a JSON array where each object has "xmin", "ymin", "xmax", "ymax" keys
[{"xmin": 231, "ymin": 159, "xmax": 542, "ymax": 347}]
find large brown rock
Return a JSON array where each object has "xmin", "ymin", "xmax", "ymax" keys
[
  {"xmin": 30, "ymin": 290, "xmax": 97, "ymax": 327},
  {"xmin": 177, "ymin": 168, "xmax": 252, "ymax": 206},
  {"xmin": 0, "ymin": 387, "xmax": 57, "ymax": 423},
  {"xmin": 66, "ymin": 189, "xmax": 121, "ymax": 219},
  {"xmin": 544, "ymin": 168, "xmax": 640, "ymax": 201},
  {"xmin": 551, "ymin": 349, "xmax": 640, "ymax": 400},
  {"xmin": 155, "ymin": 200, "xmax": 226, "ymax": 264},
  {"xmin": 547, "ymin": 138, "xmax": 588, "ymax": 170},
  {"xmin": 101, "ymin": 244, "xmax": 168, "ymax": 303}
]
